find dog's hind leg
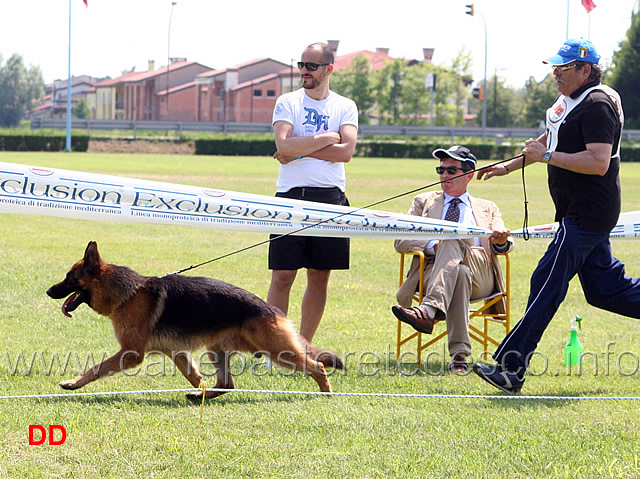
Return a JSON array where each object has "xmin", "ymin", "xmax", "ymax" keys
[
  {"xmin": 167, "ymin": 350, "xmax": 203, "ymax": 387},
  {"xmin": 245, "ymin": 315, "xmax": 333, "ymax": 395}
]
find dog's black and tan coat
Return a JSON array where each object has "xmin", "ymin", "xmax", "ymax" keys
[{"xmin": 47, "ymin": 242, "xmax": 343, "ymax": 400}]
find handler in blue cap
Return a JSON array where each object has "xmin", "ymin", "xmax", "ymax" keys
[{"xmin": 475, "ymin": 38, "xmax": 637, "ymax": 393}]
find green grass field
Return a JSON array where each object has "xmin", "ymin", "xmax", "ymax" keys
[{"xmin": 1, "ymin": 151, "xmax": 640, "ymax": 478}]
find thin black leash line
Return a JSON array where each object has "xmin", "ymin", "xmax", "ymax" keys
[
  {"xmin": 521, "ymin": 154, "xmax": 530, "ymax": 240},
  {"xmin": 167, "ymin": 154, "xmax": 525, "ymax": 276}
]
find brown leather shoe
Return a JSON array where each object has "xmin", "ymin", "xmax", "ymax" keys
[
  {"xmin": 448, "ymin": 354, "xmax": 469, "ymax": 374},
  {"xmin": 391, "ymin": 305, "xmax": 434, "ymax": 334}
]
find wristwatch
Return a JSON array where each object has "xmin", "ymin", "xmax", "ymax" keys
[{"xmin": 543, "ymin": 151, "xmax": 553, "ymax": 163}]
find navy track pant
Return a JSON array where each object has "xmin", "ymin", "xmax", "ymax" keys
[{"xmin": 494, "ymin": 218, "xmax": 640, "ymax": 373}]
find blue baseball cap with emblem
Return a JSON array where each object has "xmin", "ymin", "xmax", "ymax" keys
[{"xmin": 543, "ymin": 38, "xmax": 600, "ymax": 65}]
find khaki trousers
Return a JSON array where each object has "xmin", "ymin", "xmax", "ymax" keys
[{"xmin": 422, "ymin": 240, "xmax": 494, "ymax": 358}]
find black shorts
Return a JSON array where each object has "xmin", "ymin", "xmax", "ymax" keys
[{"xmin": 268, "ymin": 187, "xmax": 350, "ymax": 270}]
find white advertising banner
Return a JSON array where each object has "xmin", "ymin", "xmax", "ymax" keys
[
  {"xmin": 512, "ymin": 211, "xmax": 640, "ymax": 240},
  {"xmin": 0, "ymin": 161, "xmax": 493, "ymax": 240}
]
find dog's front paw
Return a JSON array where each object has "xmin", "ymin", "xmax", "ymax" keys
[{"xmin": 59, "ymin": 378, "xmax": 82, "ymax": 390}]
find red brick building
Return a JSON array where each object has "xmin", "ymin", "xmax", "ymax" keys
[
  {"xmin": 194, "ymin": 58, "xmax": 297, "ymax": 122},
  {"xmin": 35, "ymin": 47, "xmax": 417, "ymax": 124},
  {"xmin": 123, "ymin": 60, "xmax": 213, "ymax": 121}
]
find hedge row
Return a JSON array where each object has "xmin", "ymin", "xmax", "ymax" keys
[
  {"xmin": 194, "ymin": 138, "xmax": 527, "ymax": 160},
  {"xmin": 195, "ymin": 137, "xmax": 640, "ymax": 162},
  {"xmin": 355, "ymin": 142, "xmax": 524, "ymax": 160},
  {"xmin": 4, "ymin": 134, "xmax": 640, "ymax": 161},
  {"xmin": 0, "ymin": 134, "xmax": 89, "ymax": 152},
  {"xmin": 194, "ymin": 138, "xmax": 276, "ymax": 156},
  {"xmin": 193, "ymin": 138, "xmax": 524, "ymax": 159}
]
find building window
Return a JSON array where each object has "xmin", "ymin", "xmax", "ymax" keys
[
  {"xmin": 253, "ymin": 89, "xmax": 262, "ymax": 98},
  {"xmin": 267, "ymin": 89, "xmax": 276, "ymax": 98}
]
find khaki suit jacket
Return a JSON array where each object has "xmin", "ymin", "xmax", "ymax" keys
[{"xmin": 394, "ymin": 191, "xmax": 514, "ymax": 313}]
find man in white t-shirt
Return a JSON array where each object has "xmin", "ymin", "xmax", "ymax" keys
[{"xmin": 268, "ymin": 42, "xmax": 358, "ymax": 343}]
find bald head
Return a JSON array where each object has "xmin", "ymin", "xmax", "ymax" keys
[{"xmin": 304, "ymin": 43, "xmax": 335, "ymax": 64}]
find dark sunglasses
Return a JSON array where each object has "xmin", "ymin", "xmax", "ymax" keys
[
  {"xmin": 552, "ymin": 62, "xmax": 577, "ymax": 72},
  {"xmin": 297, "ymin": 61, "xmax": 330, "ymax": 72},
  {"xmin": 436, "ymin": 166, "xmax": 468, "ymax": 175}
]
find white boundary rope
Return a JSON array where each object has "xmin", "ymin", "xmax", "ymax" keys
[{"xmin": 1, "ymin": 387, "xmax": 640, "ymax": 401}]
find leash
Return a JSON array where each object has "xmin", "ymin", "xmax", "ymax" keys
[
  {"xmin": 166, "ymin": 154, "xmax": 525, "ymax": 276},
  {"xmin": 520, "ymin": 155, "xmax": 530, "ymax": 240}
]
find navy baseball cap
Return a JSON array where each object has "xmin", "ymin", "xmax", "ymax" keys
[
  {"xmin": 543, "ymin": 38, "xmax": 600, "ymax": 65},
  {"xmin": 432, "ymin": 145, "xmax": 477, "ymax": 168}
]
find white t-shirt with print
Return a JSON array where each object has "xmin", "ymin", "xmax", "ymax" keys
[{"xmin": 272, "ymin": 88, "xmax": 358, "ymax": 192}]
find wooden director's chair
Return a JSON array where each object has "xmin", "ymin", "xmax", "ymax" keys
[{"xmin": 396, "ymin": 250, "xmax": 511, "ymax": 364}]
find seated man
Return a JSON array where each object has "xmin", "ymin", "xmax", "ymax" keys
[{"xmin": 392, "ymin": 145, "xmax": 513, "ymax": 373}]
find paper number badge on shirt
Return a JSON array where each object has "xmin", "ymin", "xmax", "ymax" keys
[{"xmin": 549, "ymin": 98, "xmax": 567, "ymax": 124}]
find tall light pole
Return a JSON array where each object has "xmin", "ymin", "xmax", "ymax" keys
[
  {"xmin": 423, "ymin": 48, "xmax": 436, "ymax": 126},
  {"xmin": 166, "ymin": 1, "xmax": 177, "ymax": 121},
  {"xmin": 466, "ymin": 4, "xmax": 487, "ymax": 139},
  {"xmin": 290, "ymin": 58, "xmax": 294, "ymax": 92},
  {"xmin": 65, "ymin": 0, "xmax": 73, "ymax": 151},
  {"xmin": 392, "ymin": 71, "xmax": 401, "ymax": 125},
  {"xmin": 493, "ymin": 67, "xmax": 506, "ymax": 127}
]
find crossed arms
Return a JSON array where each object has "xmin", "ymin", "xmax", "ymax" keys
[{"xmin": 273, "ymin": 121, "xmax": 358, "ymax": 165}]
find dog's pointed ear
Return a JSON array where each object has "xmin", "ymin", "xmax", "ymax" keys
[{"xmin": 83, "ymin": 241, "xmax": 101, "ymax": 273}]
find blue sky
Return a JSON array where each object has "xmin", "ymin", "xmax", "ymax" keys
[{"xmin": 2, "ymin": 0, "xmax": 637, "ymax": 88}]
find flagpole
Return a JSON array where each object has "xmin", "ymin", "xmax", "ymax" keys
[
  {"xmin": 566, "ymin": 0, "xmax": 570, "ymax": 40},
  {"xmin": 65, "ymin": 0, "xmax": 72, "ymax": 152}
]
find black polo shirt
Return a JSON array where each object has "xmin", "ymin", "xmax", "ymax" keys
[{"xmin": 548, "ymin": 80, "xmax": 622, "ymax": 232}]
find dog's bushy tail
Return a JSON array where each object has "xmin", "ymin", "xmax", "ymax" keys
[{"xmin": 300, "ymin": 339, "xmax": 345, "ymax": 370}]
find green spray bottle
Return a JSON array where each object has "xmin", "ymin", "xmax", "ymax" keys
[{"xmin": 564, "ymin": 315, "xmax": 583, "ymax": 366}]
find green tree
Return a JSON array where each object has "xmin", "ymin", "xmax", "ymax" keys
[
  {"xmin": 610, "ymin": 8, "xmax": 640, "ymax": 128},
  {"xmin": 373, "ymin": 50, "xmax": 472, "ymax": 126},
  {"xmin": 440, "ymin": 49, "xmax": 473, "ymax": 126},
  {"xmin": 75, "ymin": 98, "xmax": 90, "ymax": 119},
  {"xmin": 398, "ymin": 61, "xmax": 430, "ymax": 125},
  {"xmin": 331, "ymin": 54, "xmax": 375, "ymax": 125},
  {"xmin": 0, "ymin": 53, "xmax": 44, "ymax": 127},
  {"xmin": 482, "ymin": 75, "xmax": 522, "ymax": 128},
  {"xmin": 521, "ymin": 74, "xmax": 558, "ymax": 128},
  {"xmin": 373, "ymin": 58, "xmax": 408, "ymax": 125}
]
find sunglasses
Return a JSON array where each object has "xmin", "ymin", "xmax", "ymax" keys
[
  {"xmin": 297, "ymin": 62, "xmax": 330, "ymax": 72},
  {"xmin": 436, "ymin": 166, "xmax": 468, "ymax": 175},
  {"xmin": 552, "ymin": 62, "xmax": 577, "ymax": 72}
]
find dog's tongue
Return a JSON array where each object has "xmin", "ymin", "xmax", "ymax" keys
[{"xmin": 61, "ymin": 292, "xmax": 81, "ymax": 318}]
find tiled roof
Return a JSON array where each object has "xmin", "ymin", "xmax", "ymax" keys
[
  {"xmin": 157, "ymin": 81, "xmax": 197, "ymax": 96},
  {"xmin": 334, "ymin": 50, "xmax": 395, "ymax": 72},
  {"xmin": 231, "ymin": 73, "xmax": 279, "ymax": 91},
  {"xmin": 96, "ymin": 61, "xmax": 213, "ymax": 86}
]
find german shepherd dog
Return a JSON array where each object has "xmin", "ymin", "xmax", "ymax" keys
[{"xmin": 46, "ymin": 242, "xmax": 344, "ymax": 400}]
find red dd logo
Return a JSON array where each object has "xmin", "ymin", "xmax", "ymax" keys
[
  {"xmin": 29, "ymin": 167, "xmax": 55, "ymax": 176},
  {"xmin": 28, "ymin": 425, "xmax": 67, "ymax": 445},
  {"xmin": 202, "ymin": 189, "xmax": 226, "ymax": 198}
]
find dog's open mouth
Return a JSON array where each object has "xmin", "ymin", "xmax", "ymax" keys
[{"xmin": 61, "ymin": 290, "xmax": 89, "ymax": 318}]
